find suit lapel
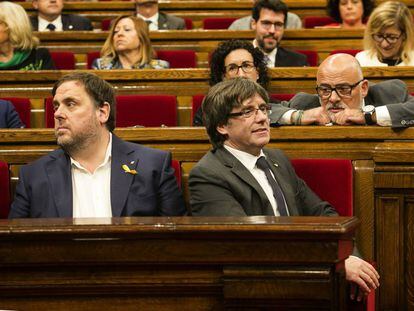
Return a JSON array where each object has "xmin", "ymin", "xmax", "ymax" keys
[
  {"xmin": 45, "ymin": 150, "xmax": 73, "ymax": 217},
  {"xmin": 216, "ymin": 148, "xmax": 275, "ymax": 215},
  {"xmin": 110, "ymin": 135, "xmax": 138, "ymax": 217},
  {"xmin": 264, "ymin": 150, "xmax": 299, "ymax": 216}
]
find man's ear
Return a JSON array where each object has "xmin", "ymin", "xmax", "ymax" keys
[
  {"xmin": 251, "ymin": 18, "xmax": 257, "ymax": 31},
  {"xmin": 98, "ymin": 102, "xmax": 110, "ymax": 124},
  {"xmin": 217, "ymin": 124, "xmax": 228, "ymax": 136},
  {"xmin": 360, "ymin": 79, "xmax": 369, "ymax": 98}
]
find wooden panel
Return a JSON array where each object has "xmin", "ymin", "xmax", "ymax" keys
[{"xmin": 406, "ymin": 196, "xmax": 414, "ymax": 310}]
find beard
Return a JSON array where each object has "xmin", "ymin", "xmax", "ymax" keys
[{"xmin": 258, "ymin": 35, "xmax": 279, "ymax": 53}]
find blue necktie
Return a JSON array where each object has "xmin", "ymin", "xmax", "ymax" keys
[{"xmin": 46, "ymin": 23, "xmax": 56, "ymax": 31}]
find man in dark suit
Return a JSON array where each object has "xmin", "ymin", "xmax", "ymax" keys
[
  {"xmin": 0, "ymin": 100, "xmax": 24, "ymax": 128},
  {"xmin": 30, "ymin": 0, "xmax": 93, "ymax": 31},
  {"xmin": 270, "ymin": 53, "xmax": 414, "ymax": 127},
  {"xmin": 135, "ymin": 0, "xmax": 185, "ymax": 30},
  {"xmin": 251, "ymin": 0, "xmax": 308, "ymax": 67},
  {"xmin": 189, "ymin": 77, "xmax": 379, "ymax": 301},
  {"xmin": 9, "ymin": 72, "xmax": 186, "ymax": 219}
]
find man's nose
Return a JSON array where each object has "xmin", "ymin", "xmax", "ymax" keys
[
  {"xmin": 329, "ymin": 89, "xmax": 341, "ymax": 103},
  {"xmin": 255, "ymin": 108, "xmax": 268, "ymax": 122}
]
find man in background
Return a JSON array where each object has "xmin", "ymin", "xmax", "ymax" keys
[{"xmin": 136, "ymin": 0, "xmax": 186, "ymax": 30}]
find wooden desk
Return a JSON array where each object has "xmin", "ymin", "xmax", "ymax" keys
[
  {"xmin": 0, "ymin": 126, "xmax": 413, "ymax": 309},
  {"xmin": 0, "ymin": 216, "xmax": 357, "ymax": 310}
]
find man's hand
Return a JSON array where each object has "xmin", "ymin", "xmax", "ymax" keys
[
  {"xmin": 345, "ymin": 256, "xmax": 380, "ymax": 301},
  {"xmin": 330, "ymin": 108, "xmax": 366, "ymax": 125},
  {"xmin": 298, "ymin": 107, "xmax": 331, "ymax": 125}
]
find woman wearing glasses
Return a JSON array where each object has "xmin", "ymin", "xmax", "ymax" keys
[
  {"xmin": 193, "ymin": 39, "xmax": 269, "ymax": 126},
  {"xmin": 355, "ymin": 1, "xmax": 414, "ymax": 66}
]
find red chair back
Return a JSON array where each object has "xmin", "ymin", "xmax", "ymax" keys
[
  {"xmin": 296, "ymin": 50, "xmax": 318, "ymax": 66},
  {"xmin": 303, "ymin": 16, "xmax": 335, "ymax": 28},
  {"xmin": 290, "ymin": 158, "xmax": 353, "ymax": 216},
  {"xmin": 0, "ymin": 161, "xmax": 10, "ymax": 219},
  {"xmin": 87, "ymin": 51, "xmax": 101, "ymax": 69},
  {"xmin": 101, "ymin": 19, "xmax": 112, "ymax": 30},
  {"xmin": 116, "ymin": 95, "xmax": 177, "ymax": 127},
  {"xmin": 1, "ymin": 97, "xmax": 31, "ymax": 128},
  {"xmin": 50, "ymin": 51, "xmax": 76, "ymax": 70},
  {"xmin": 203, "ymin": 17, "xmax": 237, "ymax": 29},
  {"xmin": 184, "ymin": 18, "xmax": 193, "ymax": 30},
  {"xmin": 156, "ymin": 50, "xmax": 197, "ymax": 68},
  {"xmin": 44, "ymin": 97, "xmax": 54, "ymax": 128},
  {"xmin": 171, "ymin": 159, "xmax": 181, "ymax": 188},
  {"xmin": 330, "ymin": 49, "xmax": 362, "ymax": 57}
]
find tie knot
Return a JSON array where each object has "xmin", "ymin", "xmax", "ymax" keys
[
  {"xmin": 256, "ymin": 156, "xmax": 269, "ymax": 170},
  {"xmin": 145, "ymin": 20, "xmax": 152, "ymax": 25},
  {"xmin": 46, "ymin": 23, "xmax": 56, "ymax": 31}
]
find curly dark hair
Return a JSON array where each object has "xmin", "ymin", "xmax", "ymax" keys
[
  {"xmin": 327, "ymin": 0, "xmax": 375, "ymax": 23},
  {"xmin": 209, "ymin": 39, "xmax": 269, "ymax": 90}
]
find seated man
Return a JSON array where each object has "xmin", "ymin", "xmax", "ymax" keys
[
  {"xmin": 30, "ymin": 0, "xmax": 93, "ymax": 31},
  {"xmin": 189, "ymin": 77, "xmax": 379, "ymax": 301},
  {"xmin": 136, "ymin": 0, "xmax": 186, "ymax": 30},
  {"xmin": 251, "ymin": 0, "xmax": 308, "ymax": 67},
  {"xmin": 272, "ymin": 53, "xmax": 414, "ymax": 127},
  {"xmin": 0, "ymin": 100, "xmax": 25, "ymax": 128},
  {"xmin": 9, "ymin": 72, "xmax": 186, "ymax": 218}
]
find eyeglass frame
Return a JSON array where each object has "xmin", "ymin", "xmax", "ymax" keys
[
  {"xmin": 315, "ymin": 79, "xmax": 364, "ymax": 99},
  {"xmin": 259, "ymin": 20, "xmax": 285, "ymax": 30},
  {"xmin": 371, "ymin": 32, "xmax": 404, "ymax": 44},
  {"xmin": 224, "ymin": 61, "xmax": 256, "ymax": 76},
  {"xmin": 227, "ymin": 103, "xmax": 272, "ymax": 119}
]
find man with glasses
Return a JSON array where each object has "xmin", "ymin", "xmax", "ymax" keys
[
  {"xmin": 189, "ymin": 77, "xmax": 379, "ymax": 301},
  {"xmin": 271, "ymin": 53, "xmax": 414, "ymax": 126},
  {"xmin": 251, "ymin": 0, "xmax": 308, "ymax": 67}
]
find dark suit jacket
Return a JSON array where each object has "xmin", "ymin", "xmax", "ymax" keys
[
  {"xmin": 30, "ymin": 14, "xmax": 93, "ymax": 31},
  {"xmin": 189, "ymin": 147, "xmax": 336, "ymax": 216},
  {"xmin": 269, "ymin": 79, "xmax": 414, "ymax": 128},
  {"xmin": 275, "ymin": 47, "xmax": 309, "ymax": 67},
  {"xmin": 0, "ymin": 100, "xmax": 24, "ymax": 128},
  {"xmin": 158, "ymin": 12, "xmax": 185, "ymax": 30},
  {"xmin": 9, "ymin": 135, "xmax": 186, "ymax": 218}
]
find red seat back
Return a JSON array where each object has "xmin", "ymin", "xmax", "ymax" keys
[
  {"xmin": 171, "ymin": 159, "xmax": 181, "ymax": 188},
  {"xmin": 296, "ymin": 50, "xmax": 318, "ymax": 66},
  {"xmin": 303, "ymin": 16, "xmax": 336, "ymax": 28},
  {"xmin": 270, "ymin": 94, "xmax": 294, "ymax": 102},
  {"xmin": 156, "ymin": 50, "xmax": 197, "ymax": 68},
  {"xmin": 0, "ymin": 161, "xmax": 10, "ymax": 219},
  {"xmin": 44, "ymin": 97, "xmax": 54, "ymax": 128},
  {"xmin": 87, "ymin": 51, "xmax": 101, "ymax": 69},
  {"xmin": 50, "ymin": 51, "xmax": 76, "ymax": 70},
  {"xmin": 184, "ymin": 18, "xmax": 193, "ymax": 30},
  {"xmin": 116, "ymin": 95, "xmax": 177, "ymax": 127},
  {"xmin": 1, "ymin": 97, "xmax": 31, "ymax": 128},
  {"xmin": 203, "ymin": 17, "xmax": 237, "ymax": 29},
  {"xmin": 330, "ymin": 49, "xmax": 362, "ymax": 57},
  {"xmin": 101, "ymin": 19, "xmax": 112, "ymax": 31},
  {"xmin": 290, "ymin": 158, "xmax": 353, "ymax": 217}
]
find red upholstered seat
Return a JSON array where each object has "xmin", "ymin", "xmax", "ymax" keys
[
  {"xmin": 171, "ymin": 159, "xmax": 181, "ymax": 188},
  {"xmin": 330, "ymin": 49, "xmax": 362, "ymax": 57},
  {"xmin": 50, "ymin": 51, "xmax": 76, "ymax": 70},
  {"xmin": 116, "ymin": 95, "xmax": 177, "ymax": 127},
  {"xmin": 296, "ymin": 50, "xmax": 318, "ymax": 66},
  {"xmin": 270, "ymin": 94, "xmax": 294, "ymax": 102},
  {"xmin": 203, "ymin": 17, "xmax": 238, "ymax": 29},
  {"xmin": 183, "ymin": 18, "xmax": 193, "ymax": 30},
  {"xmin": 44, "ymin": 97, "xmax": 54, "ymax": 128},
  {"xmin": 87, "ymin": 51, "xmax": 101, "ymax": 69},
  {"xmin": 1, "ymin": 97, "xmax": 31, "ymax": 128},
  {"xmin": 156, "ymin": 50, "xmax": 197, "ymax": 68},
  {"xmin": 0, "ymin": 161, "xmax": 10, "ymax": 219},
  {"xmin": 303, "ymin": 16, "xmax": 336, "ymax": 28}
]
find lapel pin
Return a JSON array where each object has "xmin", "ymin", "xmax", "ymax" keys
[
  {"xmin": 273, "ymin": 163, "xmax": 279, "ymax": 167},
  {"xmin": 122, "ymin": 164, "xmax": 137, "ymax": 175},
  {"xmin": 130, "ymin": 161, "xmax": 135, "ymax": 164}
]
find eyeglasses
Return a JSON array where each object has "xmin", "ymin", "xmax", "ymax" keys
[
  {"xmin": 228, "ymin": 104, "xmax": 272, "ymax": 119},
  {"xmin": 259, "ymin": 20, "xmax": 284, "ymax": 30},
  {"xmin": 225, "ymin": 61, "xmax": 256, "ymax": 76},
  {"xmin": 316, "ymin": 79, "xmax": 364, "ymax": 99},
  {"xmin": 372, "ymin": 33, "xmax": 404, "ymax": 44}
]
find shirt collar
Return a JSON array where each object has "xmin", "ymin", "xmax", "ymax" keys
[
  {"xmin": 38, "ymin": 15, "xmax": 62, "ymax": 29},
  {"xmin": 137, "ymin": 12, "xmax": 159, "ymax": 26},
  {"xmin": 224, "ymin": 144, "xmax": 265, "ymax": 171}
]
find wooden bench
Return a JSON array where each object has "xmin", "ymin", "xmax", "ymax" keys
[
  {"xmin": 1, "ymin": 126, "xmax": 414, "ymax": 309},
  {"xmin": 1, "ymin": 67, "xmax": 414, "ymax": 127}
]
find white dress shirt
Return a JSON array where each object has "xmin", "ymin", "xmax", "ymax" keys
[
  {"xmin": 38, "ymin": 16, "xmax": 63, "ymax": 32},
  {"xmin": 137, "ymin": 12, "xmax": 159, "ymax": 30},
  {"xmin": 72, "ymin": 134, "xmax": 112, "ymax": 218},
  {"xmin": 224, "ymin": 144, "xmax": 288, "ymax": 216}
]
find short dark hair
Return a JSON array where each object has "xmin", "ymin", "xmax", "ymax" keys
[
  {"xmin": 52, "ymin": 72, "xmax": 116, "ymax": 132},
  {"xmin": 252, "ymin": 0, "xmax": 289, "ymax": 25},
  {"xmin": 203, "ymin": 78, "xmax": 269, "ymax": 149},
  {"xmin": 327, "ymin": 0, "xmax": 375, "ymax": 23},
  {"xmin": 209, "ymin": 39, "xmax": 269, "ymax": 89}
]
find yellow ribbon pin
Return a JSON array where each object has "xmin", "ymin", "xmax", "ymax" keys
[{"xmin": 122, "ymin": 164, "xmax": 137, "ymax": 175}]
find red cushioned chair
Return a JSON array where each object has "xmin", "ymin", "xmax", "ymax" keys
[
  {"xmin": 50, "ymin": 51, "xmax": 76, "ymax": 70},
  {"xmin": 116, "ymin": 95, "xmax": 177, "ymax": 127},
  {"xmin": 291, "ymin": 158, "xmax": 375, "ymax": 311},
  {"xmin": 183, "ymin": 18, "xmax": 193, "ymax": 30},
  {"xmin": 203, "ymin": 17, "xmax": 238, "ymax": 29},
  {"xmin": 171, "ymin": 159, "xmax": 181, "ymax": 188},
  {"xmin": 87, "ymin": 51, "xmax": 101, "ymax": 69},
  {"xmin": 0, "ymin": 161, "xmax": 10, "ymax": 219},
  {"xmin": 296, "ymin": 50, "xmax": 318, "ymax": 66},
  {"xmin": 1, "ymin": 97, "xmax": 31, "ymax": 128},
  {"xmin": 303, "ymin": 16, "xmax": 336, "ymax": 28},
  {"xmin": 330, "ymin": 49, "xmax": 362, "ymax": 57},
  {"xmin": 156, "ymin": 50, "xmax": 197, "ymax": 68},
  {"xmin": 44, "ymin": 97, "xmax": 54, "ymax": 128}
]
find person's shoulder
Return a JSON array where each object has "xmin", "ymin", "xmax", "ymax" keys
[
  {"xmin": 116, "ymin": 137, "xmax": 169, "ymax": 158},
  {"xmin": 160, "ymin": 12, "xmax": 184, "ymax": 22},
  {"xmin": 21, "ymin": 149, "xmax": 65, "ymax": 173},
  {"xmin": 65, "ymin": 13, "xmax": 91, "ymax": 22}
]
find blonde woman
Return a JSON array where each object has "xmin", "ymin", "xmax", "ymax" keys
[
  {"xmin": 0, "ymin": 1, "xmax": 55, "ymax": 70},
  {"xmin": 92, "ymin": 16, "xmax": 169, "ymax": 69},
  {"xmin": 356, "ymin": 1, "xmax": 414, "ymax": 66}
]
